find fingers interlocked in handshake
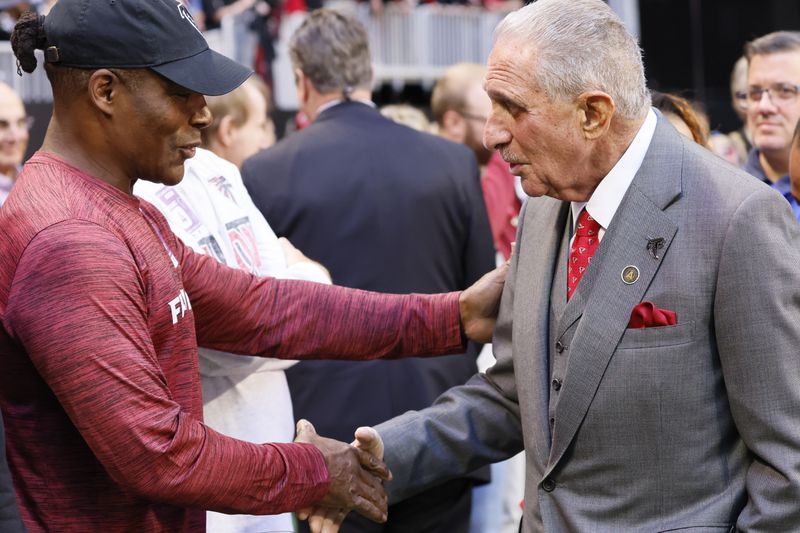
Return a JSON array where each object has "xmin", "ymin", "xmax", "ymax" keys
[{"xmin": 294, "ymin": 420, "xmax": 388, "ymax": 533}]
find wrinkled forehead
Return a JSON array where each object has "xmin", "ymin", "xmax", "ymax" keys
[
  {"xmin": 487, "ymin": 36, "xmax": 536, "ymax": 66},
  {"xmin": 484, "ymin": 38, "xmax": 539, "ymax": 92}
]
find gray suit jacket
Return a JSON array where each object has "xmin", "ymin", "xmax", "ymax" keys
[{"xmin": 377, "ymin": 117, "xmax": 800, "ymax": 531}]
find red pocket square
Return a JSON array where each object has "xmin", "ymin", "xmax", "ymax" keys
[{"xmin": 628, "ymin": 301, "xmax": 677, "ymax": 328}]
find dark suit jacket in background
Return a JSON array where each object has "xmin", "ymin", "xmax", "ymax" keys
[
  {"xmin": 0, "ymin": 412, "xmax": 25, "ymax": 532},
  {"xmin": 242, "ymin": 101, "xmax": 495, "ymax": 528}
]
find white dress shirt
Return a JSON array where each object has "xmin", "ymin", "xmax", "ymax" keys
[{"xmin": 571, "ymin": 109, "xmax": 658, "ymax": 238}]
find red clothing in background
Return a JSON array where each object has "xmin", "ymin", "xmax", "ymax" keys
[
  {"xmin": 481, "ymin": 152, "xmax": 522, "ymax": 260},
  {"xmin": 0, "ymin": 153, "xmax": 464, "ymax": 532}
]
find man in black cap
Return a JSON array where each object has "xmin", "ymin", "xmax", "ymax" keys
[{"xmin": 0, "ymin": 1, "xmax": 505, "ymax": 531}]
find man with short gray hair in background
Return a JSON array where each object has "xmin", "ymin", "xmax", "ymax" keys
[
  {"xmin": 242, "ymin": 8, "xmax": 495, "ymax": 533},
  {"xmin": 742, "ymin": 30, "xmax": 800, "ymax": 221},
  {"xmin": 320, "ymin": 0, "xmax": 800, "ymax": 531}
]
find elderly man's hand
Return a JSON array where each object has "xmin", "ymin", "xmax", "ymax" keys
[
  {"xmin": 351, "ymin": 426, "xmax": 384, "ymax": 461},
  {"xmin": 459, "ymin": 262, "xmax": 509, "ymax": 343},
  {"xmin": 294, "ymin": 420, "xmax": 391, "ymax": 532},
  {"xmin": 297, "ymin": 426, "xmax": 388, "ymax": 533}
]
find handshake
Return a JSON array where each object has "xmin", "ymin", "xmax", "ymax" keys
[
  {"xmin": 291, "ymin": 263, "xmax": 509, "ymax": 531},
  {"xmin": 294, "ymin": 420, "xmax": 389, "ymax": 533}
]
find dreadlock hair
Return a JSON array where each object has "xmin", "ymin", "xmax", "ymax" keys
[
  {"xmin": 11, "ymin": 10, "xmax": 46, "ymax": 75},
  {"xmin": 12, "ymin": 10, "xmax": 85, "ymax": 98}
]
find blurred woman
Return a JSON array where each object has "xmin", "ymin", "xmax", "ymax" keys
[{"xmin": 651, "ymin": 90, "xmax": 710, "ymax": 147}]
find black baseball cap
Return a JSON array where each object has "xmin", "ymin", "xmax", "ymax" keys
[{"xmin": 42, "ymin": 0, "xmax": 252, "ymax": 96}]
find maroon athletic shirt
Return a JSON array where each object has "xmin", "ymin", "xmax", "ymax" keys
[{"xmin": 0, "ymin": 153, "xmax": 464, "ymax": 532}]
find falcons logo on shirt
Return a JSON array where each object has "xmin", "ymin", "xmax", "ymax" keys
[{"xmin": 209, "ymin": 175, "xmax": 237, "ymax": 204}]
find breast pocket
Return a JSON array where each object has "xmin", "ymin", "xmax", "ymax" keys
[{"xmin": 616, "ymin": 320, "xmax": 696, "ymax": 350}]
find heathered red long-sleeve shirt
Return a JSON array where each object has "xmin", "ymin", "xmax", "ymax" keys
[{"xmin": 0, "ymin": 153, "xmax": 465, "ymax": 532}]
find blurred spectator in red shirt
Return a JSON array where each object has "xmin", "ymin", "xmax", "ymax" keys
[{"xmin": 433, "ymin": 62, "xmax": 521, "ymax": 260}]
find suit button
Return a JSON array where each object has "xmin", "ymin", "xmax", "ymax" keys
[
  {"xmin": 551, "ymin": 378, "xmax": 562, "ymax": 391},
  {"xmin": 555, "ymin": 341, "xmax": 565, "ymax": 353},
  {"xmin": 549, "ymin": 417, "xmax": 555, "ymax": 428},
  {"xmin": 542, "ymin": 477, "xmax": 556, "ymax": 492}
]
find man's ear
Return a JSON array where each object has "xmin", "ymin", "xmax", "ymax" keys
[
  {"xmin": 216, "ymin": 114, "xmax": 236, "ymax": 148},
  {"xmin": 88, "ymin": 69, "xmax": 121, "ymax": 116},
  {"xmin": 441, "ymin": 109, "xmax": 466, "ymax": 142},
  {"xmin": 294, "ymin": 68, "xmax": 310, "ymax": 105},
  {"xmin": 577, "ymin": 91, "xmax": 615, "ymax": 140}
]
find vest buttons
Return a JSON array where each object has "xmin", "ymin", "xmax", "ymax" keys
[
  {"xmin": 551, "ymin": 378, "xmax": 562, "ymax": 391},
  {"xmin": 555, "ymin": 341, "xmax": 565, "ymax": 353}
]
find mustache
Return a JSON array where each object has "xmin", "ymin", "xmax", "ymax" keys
[{"xmin": 500, "ymin": 149, "xmax": 524, "ymax": 165}]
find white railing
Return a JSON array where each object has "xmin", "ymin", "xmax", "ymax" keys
[
  {"xmin": 0, "ymin": 42, "xmax": 52, "ymax": 103},
  {"xmin": 360, "ymin": 4, "xmax": 505, "ymax": 87},
  {"xmin": 273, "ymin": 3, "xmax": 506, "ymax": 109},
  {"xmin": 0, "ymin": 5, "xmax": 506, "ymax": 106}
]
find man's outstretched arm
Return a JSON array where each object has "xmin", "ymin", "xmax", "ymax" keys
[{"xmin": 181, "ymin": 237, "xmax": 507, "ymax": 358}]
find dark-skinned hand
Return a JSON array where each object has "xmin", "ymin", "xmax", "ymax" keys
[
  {"xmin": 297, "ymin": 426, "xmax": 386, "ymax": 533},
  {"xmin": 294, "ymin": 420, "xmax": 391, "ymax": 532},
  {"xmin": 459, "ymin": 261, "xmax": 509, "ymax": 343}
]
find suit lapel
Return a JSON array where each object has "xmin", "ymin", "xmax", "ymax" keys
[
  {"xmin": 514, "ymin": 197, "xmax": 569, "ymax": 466},
  {"xmin": 546, "ymin": 117, "xmax": 685, "ymax": 472},
  {"xmin": 550, "ymin": 211, "xmax": 572, "ymax": 323}
]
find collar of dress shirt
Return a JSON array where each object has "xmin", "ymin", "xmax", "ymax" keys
[
  {"xmin": 316, "ymin": 98, "xmax": 377, "ymax": 116},
  {"xmin": 571, "ymin": 108, "xmax": 658, "ymax": 237}
]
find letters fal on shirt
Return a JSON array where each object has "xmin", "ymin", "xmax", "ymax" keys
[{"xmin": 168, "ymin": 289, "xmax": 193, "ymax": 325}]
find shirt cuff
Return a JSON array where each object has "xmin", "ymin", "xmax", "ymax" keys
[
  {"xmin": 437, "ymin": 291, "xmax": 467, "ymax": 354},
  {"xmin": 267, "ymin": 442, "xmax": 330, "ymax": 510}
]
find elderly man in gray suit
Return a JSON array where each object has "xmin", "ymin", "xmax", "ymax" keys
[{"xmin": 294, "ymin": 0, "xmax": 800, "ymax": 531}]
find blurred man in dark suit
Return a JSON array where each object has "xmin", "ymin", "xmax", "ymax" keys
[{"xmin": 242, "ymin": 9, "xmax": 495, "ymax": 533}]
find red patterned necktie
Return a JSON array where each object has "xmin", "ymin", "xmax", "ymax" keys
[{"xmin": 567, "ymin": 209, "xmax": 601, "ymax": 300}]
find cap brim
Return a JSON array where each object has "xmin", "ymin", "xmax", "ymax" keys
[{"xmin": 151, "ymin": 48, "xmax": 253, "ymax": 96}]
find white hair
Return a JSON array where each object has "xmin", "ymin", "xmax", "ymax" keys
[{"xmin": 494, "ymin": 0, "xmax": 650, "ymax": 120}]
